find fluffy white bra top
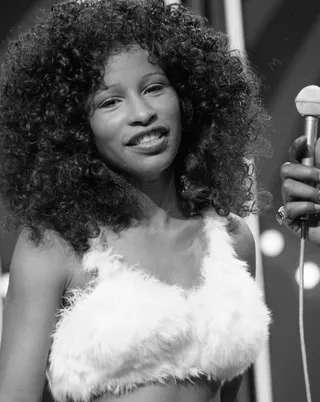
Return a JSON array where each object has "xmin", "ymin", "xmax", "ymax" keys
[{"xmin": 47, "ymin": 210, "xmax": 271, "ymax": 402}]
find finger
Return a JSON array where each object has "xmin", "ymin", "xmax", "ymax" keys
[
  {"xmin": 289, "ymin": 136, "xmax": 307, "ymax": 163},
  {"xmin": 280, "ymin": 161, "xmax": 320, "ymax": 182},
  {"xmin": 281, "ymin": 178, "xmax": 320, "ymax": 204},
  {"xmin": 315, "ymin": 138, "xmax": 320, "ymax": 170},
  {"xmin": 284, "ymin": 201, "xmax": 320, "ymax": 220}
]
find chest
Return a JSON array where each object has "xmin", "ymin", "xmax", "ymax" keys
[
  {"xmin": 49, "ymin": 212, "xmax": 271, "ymax": 402},
  {"xmin": 107, "ymin": 226, "xmax": 207, "ymax": 290}
]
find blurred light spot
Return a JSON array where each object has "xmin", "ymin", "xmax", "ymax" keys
[
  {"xmin": 295, "ymin": 262, "xmax": 320, "ymax": 289},
  {"xmin": 0, "ymin": 273, "xmax": 9, "ymax": 299},
  {"xmin": 260, "ymin": 229, "xmax": 285, "ymax": 257}
]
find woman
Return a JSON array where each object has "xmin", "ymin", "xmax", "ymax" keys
[
  {"xmin": 279, "ymin": 136, "xmax": 320, "ymax": 243},
  {"xmin": 0, "ymin": 1, "xmax": 271, "ymax": 401}
]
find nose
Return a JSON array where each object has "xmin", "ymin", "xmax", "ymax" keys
[{"xmin": 127, "ymin": 96, "xmax": 156, "ymax": 126}]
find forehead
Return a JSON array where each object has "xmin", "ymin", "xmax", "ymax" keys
[{"xmin": 103, "ymin": 46, "xmax": 164, "ymax": 83}]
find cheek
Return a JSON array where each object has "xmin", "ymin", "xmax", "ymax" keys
[
  {"xmin": 89, "ymin": 114, "xmax": 119, "ymax": 145},
  {"xmin": 164, "ymin": 93, "xmax": 181, "ymax": 122},
  {"xmin": 89, "ymin": 120, "xmax": 119, "ymax": 162}
]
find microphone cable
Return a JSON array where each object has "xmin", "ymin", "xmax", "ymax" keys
[{"xmin": 299, "ymin": 220, "xmax": 312, "ymax": 402}]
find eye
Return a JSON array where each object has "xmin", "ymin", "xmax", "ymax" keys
[
  {"xmin": 99, "ymin": 98, "xmax": 121, "ymax": 109},
  {"xmin": 144, "ymin": 84, "xmax": 164, "ymax": 94}
]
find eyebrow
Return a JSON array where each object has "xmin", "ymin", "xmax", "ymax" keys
[
  {"xmin": 143, "ymin": 72, "xmax": 166, "ymax": 78},
  {"xmin": 99, "ymin": 71, "xmax": 166, "ymax": 91}
]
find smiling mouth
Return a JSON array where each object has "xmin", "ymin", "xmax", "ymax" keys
[{"xmin": 126, "ymin": 128, "xmax": 168, "ymax": 146}]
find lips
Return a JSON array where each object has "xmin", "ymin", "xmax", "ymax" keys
[{"xmin": 126, "ymin": 126, "xmax": 168, "ymax": 146}]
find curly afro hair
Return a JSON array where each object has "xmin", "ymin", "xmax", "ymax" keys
[{"xmin": 0, "ymin": 0, "xmax": 270, "ymax": 255}]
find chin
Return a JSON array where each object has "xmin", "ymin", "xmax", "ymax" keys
[
  {"xmin": 122, "ymin": 142, "xmax": 178, "ymax": 179},
  {"xmin": 129, "ymin": 154, "xmax": 177, "ymax": 181}
]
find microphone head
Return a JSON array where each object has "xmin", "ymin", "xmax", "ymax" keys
[{"xmin": 295, "ymin": 85, "xmax": 320, "ymax": 117}]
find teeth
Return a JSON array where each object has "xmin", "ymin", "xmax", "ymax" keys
[{"xmin": 134, "ymin": 132, "xmax": 162, "ymax": 145}]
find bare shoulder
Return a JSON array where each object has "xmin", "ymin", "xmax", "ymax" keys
[
  {"xmin": 11, "ymin": 228, "xmax": 80, "ymax": 288},
  {"xmin": 227, "ymin": 213, "xmax": 256, "ymax": 278},
  {"xmin": 0, "ymin": 228, "xmax": 81, "ymax": 400}
]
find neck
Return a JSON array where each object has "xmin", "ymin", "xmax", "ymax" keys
[{"xmin": 133, "ymin": 169, "xmax": 185, "ymax": 229}]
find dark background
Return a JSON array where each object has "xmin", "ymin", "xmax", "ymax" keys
[{"xmin": 1, "ymin": 0, "xmax": 320, "ymax": 401}]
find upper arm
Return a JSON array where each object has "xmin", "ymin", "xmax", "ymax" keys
[
  {"xmin": 228, "ymin": 214, "xmax": 256, "ymax": 278},
  {"xmin": 220, "ymin": 216, "xmax": 256, "ymax": 401},
  {"xmin": 0, "ymin": 230, "xmax": 74, "ymax": 402}
]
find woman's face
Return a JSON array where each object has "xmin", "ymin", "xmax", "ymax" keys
[{"xmin": 89, "ymin": 45, "xmax": 181, "ymax": 181}]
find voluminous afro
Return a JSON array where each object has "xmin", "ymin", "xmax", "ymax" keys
[{"xmin": 0, "ymin": 0, "xmax": 270, "ymax": 254}]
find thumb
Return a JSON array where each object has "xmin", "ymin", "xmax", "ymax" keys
[{"xmin": 289, "ymin": 136, "xmax": 307, "ymax": 163}]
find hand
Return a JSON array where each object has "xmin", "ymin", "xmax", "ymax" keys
[{"xmin": 280, "ymin": 136, "xmax": 320, "ymax": 245}]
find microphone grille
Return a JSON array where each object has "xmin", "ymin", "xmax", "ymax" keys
[{"xmin": 295, "ymin": 85, "xmax": 320, "ymax": 117}]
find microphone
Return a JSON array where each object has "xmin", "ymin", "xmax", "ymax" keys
[
  {"xmin": 294, "ymin": 86, "xmax": 320, "ymax": 402},
  {"xmin": 295, "ymin": 85, "xmax": 320, "ymax": 238}
]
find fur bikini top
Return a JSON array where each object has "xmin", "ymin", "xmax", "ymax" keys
[{"xmin": 47, "ymin": 211, "xmax": 271, "ymax": 402}]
